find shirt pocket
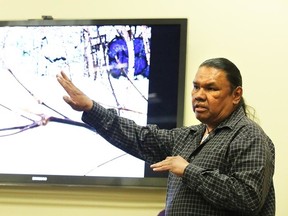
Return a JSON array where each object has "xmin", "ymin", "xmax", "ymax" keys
[{"xmin": 191, "ymin": 140, "xmax": 230, "ymax": 174}]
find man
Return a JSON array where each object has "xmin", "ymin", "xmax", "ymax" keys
[{"xmin": 57, "ymin": 57, "xmax": 275, "ymax": 215}]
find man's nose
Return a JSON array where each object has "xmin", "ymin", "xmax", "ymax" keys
[{"xmin": 193, "ymin": 88, "xmax": 206, "ymax": 100}]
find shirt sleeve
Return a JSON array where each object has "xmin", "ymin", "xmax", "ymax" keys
[
  {"xmin": 181, "ymin": 125, "xmax": 275, "ymax": 215},
  {"xmin": 81, "ymin": 101, "xmax": 173, "ymax": 164}
]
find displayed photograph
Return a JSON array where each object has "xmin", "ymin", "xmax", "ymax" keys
[{"xmin": 0, "ymin": 24, "xmax": 151, "ymax": 178}]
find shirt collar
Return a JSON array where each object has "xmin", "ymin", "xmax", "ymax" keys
[
  {"xmin": 214, "ymin": 106, "xmax": 246, "ymax": 131},
  {"xmin": 189, "ymin": 106, "xmax": 246, "ymax": 133}
]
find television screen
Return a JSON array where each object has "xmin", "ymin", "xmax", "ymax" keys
[{"xmin": 0, "ymin": 18, "xmax": 187, "ymax": 187}]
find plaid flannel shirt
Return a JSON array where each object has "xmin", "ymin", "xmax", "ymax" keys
[{"xmin": 82, "ymin": 102, "xmax": 275, "ymax": 216}]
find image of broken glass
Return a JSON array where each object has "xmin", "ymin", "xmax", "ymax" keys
[{"xmin": 0, "ymin": 24, "xmax": 151, "ymax": 177}]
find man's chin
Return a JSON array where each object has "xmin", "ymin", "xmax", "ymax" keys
[{"xmin": 195, "ymin": 114, "xmax": 208, "ymax": 124}]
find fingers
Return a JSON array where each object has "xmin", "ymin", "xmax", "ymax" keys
[
  {"xmin": 150, "ymin": 156, "xmax": 189, "ymax": 176},
  {"xmin": 150, "ymin": 157, "xmax": 172, "ymax": 171},
  {"xmin": 56, "ymin": 70, "xmax": 69, "ymax": 81},
  {"xmin": 57, "ymin": 71, "xmax": 78, "ymax": 108},
  {"xmin": 56, "ymin": 71, "xmax": 93, "ymax": 112},
  {"xmin": 63, "ymin": 95, "xmax": 74, "ymax": 106},
  {"xmin": 56, "ymin": 71, "xmax": 66, "ymax": 83},
  {"xmin": 60, "ymin": 70, "xmax": 69, "ymax": 79},
  {"xmin": 57, "ymin": 71, "xmax": 81, "ymax": 97},
  {"xmin": 57, "ymin": 71, "xmax": 74, "ymax": 92}
]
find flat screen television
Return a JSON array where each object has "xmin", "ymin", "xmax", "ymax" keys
[{"xmin": 0, "ymin": 18, "xmax": 187, "ymax": 187}]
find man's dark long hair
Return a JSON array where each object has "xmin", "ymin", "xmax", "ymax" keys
[{"xmin": 199, "ymin": 57, "xmax": 255, "ymax": 119}]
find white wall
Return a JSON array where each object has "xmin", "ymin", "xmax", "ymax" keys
[{"xmin": 0, "ymin": 0, "xmax": 287, "ymax": 215}]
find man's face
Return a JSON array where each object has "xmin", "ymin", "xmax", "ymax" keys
[{"xmin": 192, "ymin": 66, "xmax": 242, "ymax": 128}]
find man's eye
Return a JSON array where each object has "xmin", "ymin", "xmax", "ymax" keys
[{"xmin": 207, "ymin": 87, "xmax": 217, "ymax": 91}]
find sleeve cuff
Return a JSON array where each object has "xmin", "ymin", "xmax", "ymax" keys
[{"xmin": 182, "ymin": 163, "xmax": 204, "ymax": 190}]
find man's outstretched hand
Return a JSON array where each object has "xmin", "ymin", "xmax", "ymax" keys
[
  {"xmin": 150, "ymin": 156, "xmax": 189, "ymax": 177},
  {"xmin": 56, "ymin": 71, "xmax": 93, "ymax": 112}
]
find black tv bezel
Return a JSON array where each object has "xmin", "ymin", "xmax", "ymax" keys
[{"xmin": 0, "ymin": 18, "xmax": 187, "ymax": 188}]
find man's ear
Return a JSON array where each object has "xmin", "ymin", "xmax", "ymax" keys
[{"xmin": 233, "ymin": 86, "xmax": 243, "ymax": 105}]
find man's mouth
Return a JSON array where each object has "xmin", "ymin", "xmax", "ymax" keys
[{"xmin": 194, "ymin": 104, "xmax": 208, "ymax": 112}]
